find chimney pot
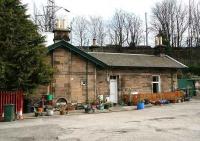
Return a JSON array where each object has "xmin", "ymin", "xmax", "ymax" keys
[
  {"xmin": 154, "ymin": 45, "xmax": 166, "ymax": 57},
  {"xmin": 53, "ymin": 28, "xmax": 71, "ymax": 43},
  {"xmin": 92, "ymin": 38, "xmax": 97, "ymax": 46}
]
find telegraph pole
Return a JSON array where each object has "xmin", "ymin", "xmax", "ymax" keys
[
  {"xmin": 145, "ymin": 12, "xmax": 148, "ymax": 46},
  {"xmin": 188, "ymin": 0, "xmax": 193, "ymax": 47}
]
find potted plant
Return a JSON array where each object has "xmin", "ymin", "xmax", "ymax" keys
[
  {"xmin": 46, "ymin": 105, "xmax": 54, "ymax": 116},
  {"xmin": 59, "ymin": 105, "xmax": 66, "ymax": 115},
  {"xmin": 84, "ymin": 104, "xmax": 92, "ymax": 113},
  {"xmin": 99, "ymin": 102, "xmax": 104, "ymax": 110},
  {"xmin": 91, "ymin": 100, "xmax": 98, "ymax": 112},
  {"xmin": 104, "ymin": 102, "xmax": 113, "ymax": 109}
]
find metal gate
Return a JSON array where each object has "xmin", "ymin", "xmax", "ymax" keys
[
  {"xmin": 0, "ymin": 90, "xmax": 23, "ymax": 117},
  {"xmin": 178, "ymin": 79, "xmax": 196, "ymax": 97}
]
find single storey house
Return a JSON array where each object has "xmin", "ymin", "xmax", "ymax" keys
[{"xmin": 47, "ymin": 40, "xmax": 187, "ymax": 104}]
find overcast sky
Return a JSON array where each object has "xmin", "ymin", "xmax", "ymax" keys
[
  {"xmin": 22, "ymin": 0, "xmax": 161, "ymax": 19},
  {"xmin": 21, "ymin": 0, "xmax": 189, "ymax": 46}
]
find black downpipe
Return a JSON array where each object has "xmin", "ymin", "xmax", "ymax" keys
[{"xmin": 86, "ymin": 61, "xmax": 89, "ymax": 103}]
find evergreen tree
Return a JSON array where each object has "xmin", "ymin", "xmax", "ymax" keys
[{"xmin": 0, "ymin": 0, "xmax": 53, "ymax": 93}]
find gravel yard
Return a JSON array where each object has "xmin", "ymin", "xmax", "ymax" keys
[{"xmin": 0, "ymin": 99, "xmax": 200, "ymax": 141}]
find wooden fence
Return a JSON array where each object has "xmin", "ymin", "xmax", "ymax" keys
[
  {"xmin": 0, "ymin": 90, "xmax": 23, "ymax": 118},
  {"xmin": 123, "ymin": 91, "xmax": 184, "ymax": 105}
]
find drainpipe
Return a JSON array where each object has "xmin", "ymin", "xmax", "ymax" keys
[
  {"xmin": 171, "ymin": 71, "xmax": 174, "ymax": 92},
  {"xmin": 86, "ymin": 61, "xmax": 89, "ymax": 103},
  {"xmin": 69, "ymin": 49, "xmax": 72, "ymax": 102},
  {"xmin": 94, "ymin": 66, "xmax": 97, "ymax": 100},
  {"xmin": 51, "ymin": 51, "xmax": 54, "ymax": 97}
]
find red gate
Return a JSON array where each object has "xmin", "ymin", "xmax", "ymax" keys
[{"xmin": 0, "ymin": 90, "xmax": 23, "ymax": 118}]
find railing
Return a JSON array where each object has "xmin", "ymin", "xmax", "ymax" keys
[
  {"xmin": 123, "ymin": 91, "xmax": 184, "ymax": 105},
  {"xmin": 0, "ymin": 90, "xmax": 23, "ymax": 117}
]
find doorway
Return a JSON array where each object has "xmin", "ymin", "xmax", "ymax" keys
[{"xmin": 109, "ymin": 76, "xmax": 118, "ymax": 103}]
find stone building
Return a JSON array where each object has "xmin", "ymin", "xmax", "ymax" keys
[{"xmin": 47, "ymin": 40, "xmax": 187, "ymax": 104}]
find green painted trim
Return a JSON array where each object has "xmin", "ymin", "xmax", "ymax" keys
[
  {"xmin": 48, "ymin": 40, "xmax": 108, "ymax": 68},
  {"xmin": 109, "ymin": 66, "xmax": 185, "ymax": 69}
]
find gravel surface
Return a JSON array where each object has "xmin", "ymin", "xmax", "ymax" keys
[{"xmin": 0, "ymin": 99, "xmax": 200, "ymax": 141}]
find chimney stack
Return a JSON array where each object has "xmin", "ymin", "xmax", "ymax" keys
[
  {"xmin": 154, "ymin": 29, "xmax": 166, "ymax": 56},
  {"xmin": 53, "ymin": 19, "xmax": 71, "ymax": 43},
  {"xmin": 92, "ymin": 38, "xmax": 97, "ymax": 46},
  {"xmin": 154, "ymin": 45, "xmax": 166, "ymax": 57}
]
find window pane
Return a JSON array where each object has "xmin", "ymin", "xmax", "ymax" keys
[
  {"xmin": 153, "ymin": 76, "xmax": 159, "ymax": 82},
  {"xmin": 110, "ymin": 76, "xmax": 117, "ymax": 79}
]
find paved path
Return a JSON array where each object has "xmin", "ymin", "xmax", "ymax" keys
[{"xmin": 0, "ymin": 99, "xmax": 200, "ymax": 141}]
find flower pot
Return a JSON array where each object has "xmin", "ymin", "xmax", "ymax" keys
[
  {"xmin": 137, "ymin": 102, "xmax": 144, "ymax": 110},
  {"xmin": 104, "ymin": 104, "xmax": 109, "ymax": 109},
  {"xmin": 99, "ymin": 104, "xmax": 104, "ymax": 110},
  {"xmin": 46, "ymin": 109, "xmax": 54, "ymax": 116},
  {"xmin": 85, "ymin": 108, "xmax": 91, "ymax": 113},
  {"xmin": 37, "ymin": 107, "xmax": 43, "ymax": 113},
  {"xmin": 60, "ymin": 110, "xmax": 65, "ymax": 115},
  {"xmin": 84, "ymin": 104, "xmax": 92, "ymax": 113}
]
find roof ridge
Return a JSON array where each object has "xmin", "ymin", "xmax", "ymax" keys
[{"xmin": 88, "ymin": 52, "xmax": 155, "ymax": 57}]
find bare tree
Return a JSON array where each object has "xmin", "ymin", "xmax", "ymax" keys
[
  {"xmin": 110, "ymin": 9, "xmax": 127, "ymax": 47},
  {"xmin": 71, "ymin": 16, "xmax": 89, "ymax": 46},
  {"xmin": 152, "ymin": 0, "xmax": 175, "ymax": 47},
  {"xmin": 107, "ymin": 27, "xmax": 115, "ymax": 45},
  {"xmin": 151, "ymin": 0, "xmax": 188, "ymax": 47},
  {"xmin": 191, "ymin": 1, "xmax": 200, "ymax": 47},
  {"xmin": 124, "ymin": 13, "xmax": 143, "ymax": 46},
  {"xmin": 89, "ymin": 16, "xmax": 106, "ymax": 46},
  {"xmin": 32, "ymin": 2, "xmax": 46, "ymax": 32},
  {"xmin": 174, "ymin": 2, "xmax": 188, "ymax": 47},
  {"xmin": 108, "ymin": 10, "xmax": 143, "ymax": 47}
]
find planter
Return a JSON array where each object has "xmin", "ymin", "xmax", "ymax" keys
[
  {"xmin": 46, "ymin": 109, "xmax": 54, "ymax": 116},
  {"xmin": 37, "ymin": 107, "xmax": 43, "ymax": 113},
  {"xmin": 137, "ymin": 102, "xmax": 144, "ymax": 110},
  {"xmin": 104, "ymin": 104, "xmax": 109, "ymax": 109},
  {"xmin": 60, "ymin": 110, "xmax": 65, "ymax": 115},
  {"xmin": 99, "ymin": 104, "xmax": 104, "ymax": 110},
  {"xmin": 84, "ymin": 105, "xmax": 92, "ymax": 113},
  {"xmin": 85, "ymin": 108, "xmax": 91, "ymax": 113},
  {"xmin": 104, "ymin": 102, "xmax": 112, "ymax": 109}
]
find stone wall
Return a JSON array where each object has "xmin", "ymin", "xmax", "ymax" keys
[
  {"xmin": 96, "ymin": 68, "xmax": 178, "ymax": 102},
  {"xmin": 33, "ymin": 46, "xmax": 180, "ymax": 104},
  {"xmin": 52, "ymin": 48, "xmax": 96, "ymax": 103}
]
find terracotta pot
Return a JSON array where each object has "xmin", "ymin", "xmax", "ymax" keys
[{"xmin": 37, "ymin": 107, "xmax": 43, "ymax": 113}]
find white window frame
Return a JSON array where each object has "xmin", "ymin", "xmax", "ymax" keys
[{"xmin": 152, "ymin": 75, "xmax": 161, "ymax": 93}]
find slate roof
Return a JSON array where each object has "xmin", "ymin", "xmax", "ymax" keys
[
  {"xmin": 48, "ymin": 40, "xmax": 107, "ymax": 68},
  {"xmin": 88, "ymin": 52, "xmax": 187, "ymax": 69},
  {"xmin": 48, "ymin": 40, "xmax": 187, "ymax": 69}
]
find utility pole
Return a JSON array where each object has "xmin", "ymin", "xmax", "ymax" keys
[
  {"xmin": 145, "ymin": 12, "xmax": 148, "ymax": 46},
  {"xmin": 188, "ymin": 0, "xmax": 193, "ymax": 65},
  {"xmin": 188, "ymin": 0, "xmax": 193, "ymax": 47}
]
